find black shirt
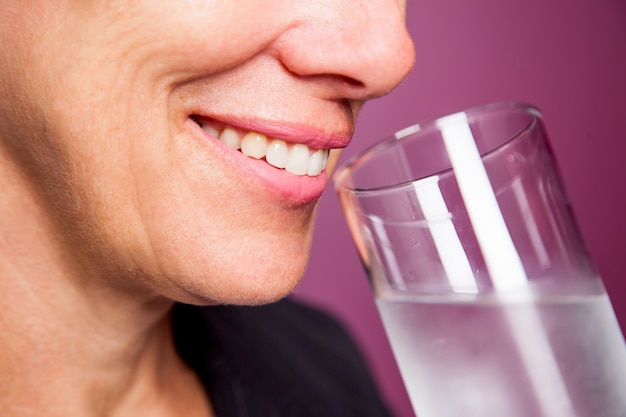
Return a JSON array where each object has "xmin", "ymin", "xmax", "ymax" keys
[{"xmin": 172, "ymin": 298, "xmax": 393, "ymax": 417}]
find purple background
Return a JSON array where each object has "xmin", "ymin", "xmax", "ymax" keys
[{"xmin": 294, "ymin": 1, "xmax": 626, "ymax": 416}]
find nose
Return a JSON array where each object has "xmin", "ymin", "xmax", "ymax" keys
[{"xmin": 275, "ymin": 0, "xmax": 415, "ymax": 100}]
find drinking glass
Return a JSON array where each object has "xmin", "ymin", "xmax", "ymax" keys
[{"xmin": 334, "ymin": 102, "xmax": 626, "ymax": 417}]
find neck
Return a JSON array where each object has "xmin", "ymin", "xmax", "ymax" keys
[{"xmin": 0, "ymin": 153, "xmax": 211, "ymax": 416}]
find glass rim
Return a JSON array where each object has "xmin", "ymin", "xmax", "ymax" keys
[{"xmin": 333, "ymin": 101, "xmax": 543, "ymax": 195}]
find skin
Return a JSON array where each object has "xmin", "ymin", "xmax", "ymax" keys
[{"xmin": 0, "ymin": 1, "xmax": 414, "ymax": 416}]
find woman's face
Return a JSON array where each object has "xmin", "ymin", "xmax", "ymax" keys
[{"xmin": 0, "ymin": 1, "xmax": 414, "ymax": 305}]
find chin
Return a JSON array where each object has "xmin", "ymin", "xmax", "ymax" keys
[
  {"xmin": 165, "ymin": 247, "xmax": 308, "ymax": 305},
  {"xmin": 173, "ymin": 264, "xmax": 306, "ymax": 307},
  {"xmin": 130, "ymin": 179, "xmax": 320, "ymax": 307}
]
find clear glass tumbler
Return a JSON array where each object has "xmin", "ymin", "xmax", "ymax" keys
[{"xmin": 334, "ymin": 103, "xmax": 626, "ymax": 417}]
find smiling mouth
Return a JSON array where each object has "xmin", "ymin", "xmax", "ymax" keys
[{"xmin": 194, "ymin": 118, "xmax": 330, "ymax": 177}]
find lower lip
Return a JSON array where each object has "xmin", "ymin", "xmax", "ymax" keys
[{"xmin": 190, "ymin": 119, "xmax": 328, "ymax": 204}]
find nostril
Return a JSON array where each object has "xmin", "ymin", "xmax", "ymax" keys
[
  {"xmin": 335, "ymin": 74, "xmax": 365, "ymax": 89},
  {"xmin": 280, "ymin": 60, "xmax": 365, "ymax": 90}
]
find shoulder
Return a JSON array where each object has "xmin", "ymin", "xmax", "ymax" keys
[{"xmin": 172, "ymin": 298, "xmax": 392, "ymax": 417}]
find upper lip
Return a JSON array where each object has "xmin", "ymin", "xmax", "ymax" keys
[{"xmin": 192, "ymin": 114, "xmax": 353, "ymax": 150}]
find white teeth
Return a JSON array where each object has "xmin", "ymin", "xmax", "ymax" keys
[
  {"xmin": 266, "ymin": 139, "xmax": 288, "ymax": 169},
  {"xmin": 307, "ymin": 149, "xmax": 325, "ymax": 176},
  {"xmin": 240, "ymin": 132, "xmax": 267, "ymax": 159},
  {"xmin": 220, "ymin": 127, "xmax": 241, "ymax": 150},
  {"xmin": 201, "ymin": 122, "xmax": 330, "ymax": 177},
  {"xmin": 285, "ymin": 144, "xmax": 310, "ymax": 176},
  {"xmin": 202, "ymin": 124, "xmax": 220, "ymax": 138}
]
